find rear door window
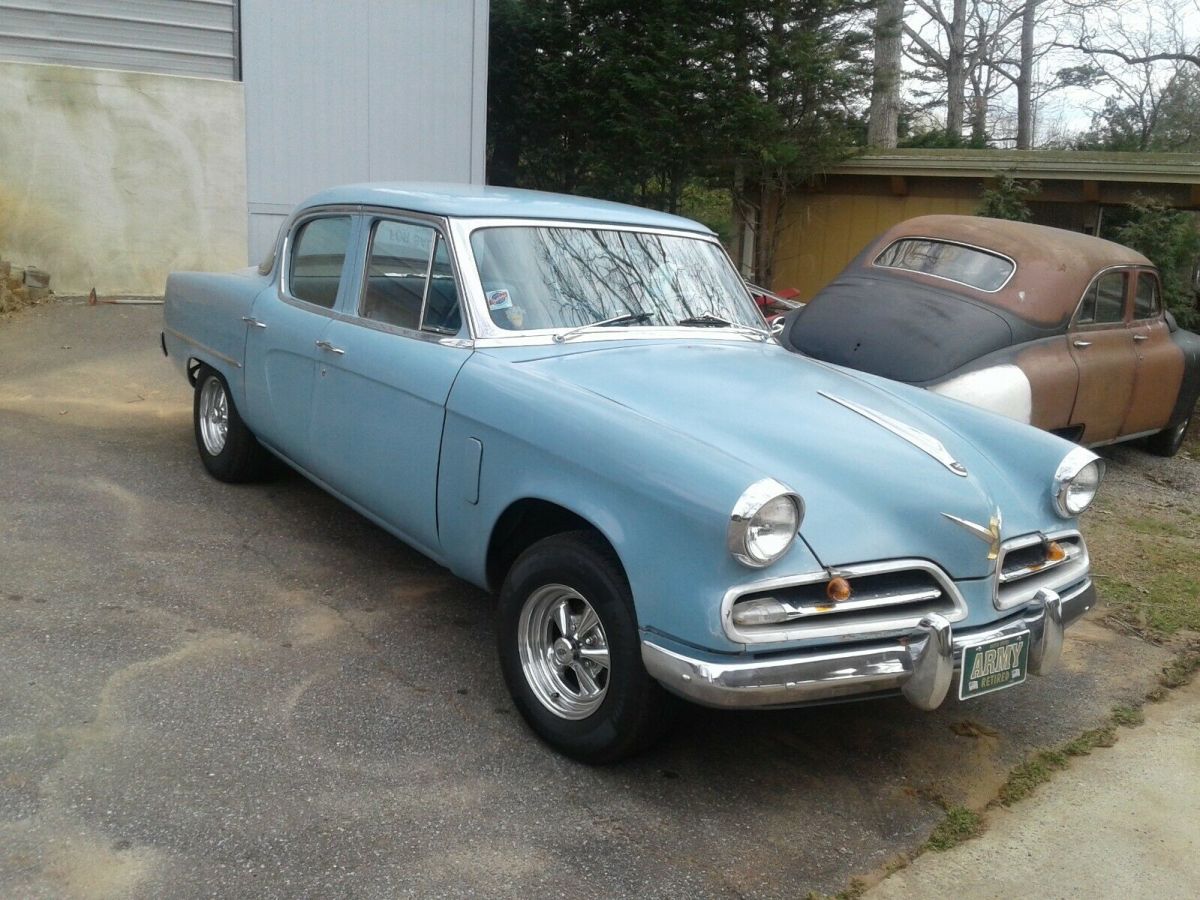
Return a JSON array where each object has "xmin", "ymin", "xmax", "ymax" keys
[
  {"xmin": 1076, "ymin": 271, "xmax": 1129, "ymax": 326},
  {"xmin": 874, "ymin": 239, "xmax": 1014, "ymax": 291},
  {"xmin": 1133, "ymin": 272, "xmax": 1161, "ymax": 320},
  {"xmin": 288, "ymin": 216, "xmax": 352, "ymax": 309}
]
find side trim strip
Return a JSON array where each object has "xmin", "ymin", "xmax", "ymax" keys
[{"xmin": 163, "ymin": 326, "xmax": 242, "ymax": 369}]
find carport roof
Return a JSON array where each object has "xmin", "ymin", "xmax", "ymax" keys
[{"xmin": 829, "ymin": 149, "xmax": 1200, "ymax": 184}]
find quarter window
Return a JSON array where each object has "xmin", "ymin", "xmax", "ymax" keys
[
  {"xmin": 874, "ymin": 239, "xmax": 1014, "ymax": 291},
  {"xmin": 289, "ymin": 217, "xmax": 352, "ymax": 309},
  {"xmin": 1133, "ymin": 272, "xmax": 1161, "ymax": 319},
  {"xmin": 1076, "ymin": 271, "xmax": 1128, "ymax": 326}
]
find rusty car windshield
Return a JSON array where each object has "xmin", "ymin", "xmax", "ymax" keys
[
  {"xmin": 469, "ymin": 226, "xmax": 763, "ymax": 332},
  {"xmin": 875, "ymin": 238, "xmax": 1014, "ymax": 292}
]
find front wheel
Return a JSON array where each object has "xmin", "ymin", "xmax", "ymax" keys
[
  {"xmin": 1145, "ymin": 408, "xmax": 1193, "ymax": 458},
  {"xmin": 193, "ymin": 365, "xmax": 272, "ymax": 482},
  {"xmin": 497, "ymin": 531, "xmax": 676, "ymax": 763}
]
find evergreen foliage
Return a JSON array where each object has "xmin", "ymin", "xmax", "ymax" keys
[
  {"xmin": 1113, "ymin": 195, "xmax": 1200, "ymax": 329},
  {"xmin": 977, "ymin": 174, "xmax": 1040, "ymax": 221}
]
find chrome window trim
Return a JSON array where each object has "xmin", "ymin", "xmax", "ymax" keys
[
  {"xmin": 446, "ymin": 216, "xmax": 758, "ymax": 345},
  {"xmin": 870, "ymin": 236, "xmax": 1017, "ymax": 293},
  {"xmin": 278, "ymin": 206, "xmax": 361, "ymax": 319},
  {"xmin": 993, "ymin": 529, "xmax": 1088, "ymax": 610},
  {"xmin": 721, "ymin": 558, "xmax": 969, "ymax": 645},
  {"xmin": 356, "ymin": 214, "xmax": 465, "ymax": 337},
  {"xmin": 1069, "ymin": 265, "xmax": 1139, "ymax": 330}
]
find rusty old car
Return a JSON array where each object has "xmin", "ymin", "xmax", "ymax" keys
[{"xmin": 780, "ymin": 215, "xmax": 1200, "ymax": 456}]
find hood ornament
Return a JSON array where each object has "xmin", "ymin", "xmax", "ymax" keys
[
  {"xmin": 819, "ymin": 392, "xmax": 968, "ymax": 477},
  {"xmin": 943, "ymin": 511, "xmax": 1003, "ymax": 560}
]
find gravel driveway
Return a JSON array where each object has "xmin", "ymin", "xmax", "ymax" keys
[{"xmin": 0, "ymin": 302, "xmax": 1179, "ymax": 899}]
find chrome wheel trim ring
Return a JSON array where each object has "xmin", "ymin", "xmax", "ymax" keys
[
  {"xmin": 517, "ymin": 583, "xmax": 611, "ymax": 720},
  {"xmin": 198, "ymin": 376, "xmax": 230, "ymax": 456}
]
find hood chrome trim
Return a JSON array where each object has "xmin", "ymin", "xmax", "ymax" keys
[
  {"xmin": 819, "ymin": 392, "xmax": 968, "ymax": 477},
  {"xmin": 942, "ymin": 510, "xmax": 1003, "ymax": 560}
]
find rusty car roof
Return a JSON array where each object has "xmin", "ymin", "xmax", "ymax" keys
[{"xmin": 852, "ymin": 215, "xmax": 1154, "ymax": 327}]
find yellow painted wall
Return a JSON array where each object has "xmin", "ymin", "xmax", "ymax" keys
[{"xmin": 773, "ymin": 180, "xmax": 977, "ymax": 299}]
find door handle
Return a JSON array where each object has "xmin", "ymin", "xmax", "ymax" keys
[
  {"xmin": 242, "ymin": 316, "xmax": 267, "ymax": 329},
  {"xmin": 1072, "ymin": 340, "xmax": 1092, "ymax": 348},
  {"xmin": 1132, "ymin": 334, "xmax": 1148, "ymax": 342},
  {"xmin": 315, "ymin": 339, "xmax": 345, "ymax": 355}
]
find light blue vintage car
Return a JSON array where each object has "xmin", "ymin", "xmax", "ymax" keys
[{"xmin": 163, "ymin": 183, "xmax": 1105, "ymax": 762}]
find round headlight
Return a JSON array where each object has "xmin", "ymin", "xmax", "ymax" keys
[
  {"xmin": 728, "ymin": 479, "xmax": 804, "ymax": 568},
  {"xmin": 1053, "ymin": 447, "xmax": 1105, "ymax": 518}
]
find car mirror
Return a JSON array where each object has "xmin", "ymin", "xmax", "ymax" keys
[{"xmin": 1164, "ymin": 310, "xmax": 1178, "ymax": 333}]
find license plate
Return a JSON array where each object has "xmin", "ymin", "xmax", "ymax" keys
[{"xmin": 959, "ymin": 631, "xmax": 1030, "ymax": 700}]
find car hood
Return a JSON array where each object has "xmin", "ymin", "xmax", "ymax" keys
[{"xmin": 487, "ymin": 338, "xmax": 1060, "ymax": 579}]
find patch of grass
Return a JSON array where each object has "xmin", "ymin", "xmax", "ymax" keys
[
  {"xmin": 1122, "ymin": 516, "xmax": 1191, "ymax": 539},
  {"xmin": 997, "ymin": 697, "xmax": 1164, "ymax": 806},
  {"xmin": 998, "ymin": 750, "xmax": 1069, "ymax": 805},
  {"xmin": 1111, "ymin": 704, "xmax": 1145, "ymax": 727},
  {"xmin": 1061, "ymin": 725, "xmax": 1117, "ymax": 757},
  {"xmin": 1098, "ymin": 573, "xmax": 1200, "ymax": 635},
  {"xmin": 1159, "ymin": 648, "xmax": 1200, "ymax": 690},
  {"xmin": 924, "ymin": 806, "xmax": 983, "ymax": 851}
]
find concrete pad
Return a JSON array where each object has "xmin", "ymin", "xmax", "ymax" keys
[{"xmin": 867, "ymin": 676, "xmax": 1200, "ymax": 900}]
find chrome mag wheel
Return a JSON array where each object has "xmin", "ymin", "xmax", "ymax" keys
[
  {"xmin": 198, "ymin": 375, "xmax": 230, "ymax": 456},
  {"xmin": 517, "ymin": 584, "xmax": 611, "ymax": 720}
]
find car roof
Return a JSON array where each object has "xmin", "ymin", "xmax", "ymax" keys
[
  {"xmin": 852, "ymin": 215, "xmax": 1154, "ymax": 326},
  {"xmin": 297, "ymin": 182, "xmax": 715, "ymax": 235}
]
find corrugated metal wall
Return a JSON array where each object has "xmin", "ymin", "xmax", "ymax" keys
[
  {"xmin": 0, "ymin": 0, "xmax": 239, "ymax": 80},
  {"xmin": 241, "ymin": 0, "xmax": 489, "ymax": 262}
]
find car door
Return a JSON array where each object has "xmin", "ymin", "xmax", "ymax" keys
[
  {"xmin": 1123, "ymin": 270, "xmax": 1186, "ymax": 437},
  {"xmin": 1067, "ymin": 268, "xmax": 1137, "ymax": 444},
  {"xmin": 309, "ymin": 215, "xmax": 473, "ymax": 557},
  {"xmin": 243, "ymin": 213, "xmax": 359, "ymax": 470}
]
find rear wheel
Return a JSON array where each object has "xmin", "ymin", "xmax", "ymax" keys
[
  {"xmin": 497, "ymin": 531, "xmax": 676, "ymax": 763},
  {"xmin": 1145, "ymin": 408, "xmax": 1193, "ymax": 458},
  {"xmin": 193, "ymin": 365, "xmax": 272, "ymax": 482}
]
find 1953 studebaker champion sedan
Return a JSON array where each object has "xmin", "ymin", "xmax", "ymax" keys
[{"xmin": 163, "ymin": 183, "xmax": 1105, "ymax": 762}]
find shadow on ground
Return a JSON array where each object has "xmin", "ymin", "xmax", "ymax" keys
[{"xmin": 0, "ymin": 304, "xmax": 1172, "ymax": 898}]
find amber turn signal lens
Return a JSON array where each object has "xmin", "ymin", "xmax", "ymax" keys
[
  {"xmin": 826, "ymin": 577, "xmax": 852, "ymax": 602},
  {"xmin": 1046, "ymin": 541, "xmax": 1066, "ymax": 562}
]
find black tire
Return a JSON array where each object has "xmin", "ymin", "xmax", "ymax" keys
[
  {"xmin": 192, "ymin": 365, "xmax": 272, "ymax": 482},
  {"xmin": 497, "ymin": 530, "xmax": 676, "ymax": 763},
  {"xmin": 1145, "ymin": 408, "xmax": 1193, "ymax": 458}
]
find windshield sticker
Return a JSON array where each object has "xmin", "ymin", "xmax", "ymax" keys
[{"xmin": 486, "ymin": 289, "xmax": 513, "ymax": 311}]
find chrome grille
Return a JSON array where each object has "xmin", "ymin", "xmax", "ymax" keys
[
  {"xmin": 724, "ymin": 560, "xmax": 966, "ymax": 644},
  {"xmin": 994, "ymin": 532, "xmax": 1089, "ymax": 610}
]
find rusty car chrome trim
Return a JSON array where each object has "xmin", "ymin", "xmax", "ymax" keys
[{"xmin": 870, "ymin": 235, "xmax": 1017, "ymax": 293}]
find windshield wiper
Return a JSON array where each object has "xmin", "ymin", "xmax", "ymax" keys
[
  {"xmin": 677, "ymin": 314, "xmax": 770, "ymax": 340},
  {"xmin": 552, "ymin": 311, "xmax": 655, "ymax": 343}
]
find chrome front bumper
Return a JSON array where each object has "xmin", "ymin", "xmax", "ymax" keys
[{"xmin": 642, "ymin": 583, "xmax": 1092, "ymax": 710}]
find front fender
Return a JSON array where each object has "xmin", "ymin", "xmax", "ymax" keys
[{"xmin": 436, "ymin": 352, "xmax": 823, "ymax": 652}]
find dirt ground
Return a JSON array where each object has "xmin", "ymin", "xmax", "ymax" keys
[{"xmin": 0, "ymin": 301, "xmax": 1193, "ymax": 899}]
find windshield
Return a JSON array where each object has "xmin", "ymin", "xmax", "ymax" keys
[{"xmin": 470, "ymin": 226, "xmax": 764, "ymax": 332}]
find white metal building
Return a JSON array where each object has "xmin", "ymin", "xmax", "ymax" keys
[{"xmin": 0, "ymin": 1, "xmax": 489, "ymax": 292}]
